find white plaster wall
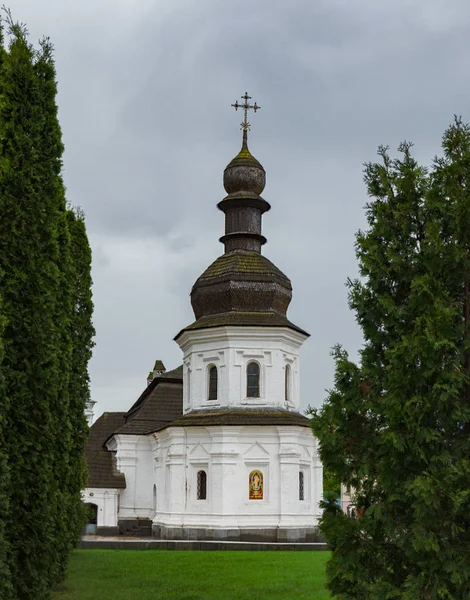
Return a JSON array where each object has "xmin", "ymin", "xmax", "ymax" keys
[
  {"xmin": 82, "ymin": 488, "xmax": 119, "ymax": 527},
  {"xmin": 107, "ymin": 434, "xmax": 154, "ymax": 519},
  {"xmin": 177, "ymin": 326, "xmax": 308, "ymax": 413},
  {"xmin": 153, "ymin": 424, "xmax": 322, "ymax": 531}
]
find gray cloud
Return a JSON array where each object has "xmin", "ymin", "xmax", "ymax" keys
[{"xmin": 13, "ymin": 0, "xmax": 470, "ymax": 416}]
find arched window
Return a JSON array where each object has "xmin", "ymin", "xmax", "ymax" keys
[
  {"xmin": 208, "ymin": 365, "xmax": 218, "ymax": 400},
  {"xmin": 299, "ymin": 471, "xmax": 304, "ymax": 501},
  {"xmin": 186, "ymin": 367, "xmax": 191, "ymax": 405},
  {"xmin": 285, "ymin": 364, "xmax": 291, "ymax": 402},
  {"xmin": 246, "ymin": 362, "xmax": 260, "ymax": 398},
  {"xmin": 197, "ymin": 470, "xmax": 207, "ymax": 500}
]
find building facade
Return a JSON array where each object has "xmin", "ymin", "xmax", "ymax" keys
[{"xmin": 84, "ymin": 109, "xmax": 323, "ymax": 541}]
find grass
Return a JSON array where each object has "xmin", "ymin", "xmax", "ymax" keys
[{"xmin": 52, "ymin": 549, "xmax": 331, "ymax": 600}]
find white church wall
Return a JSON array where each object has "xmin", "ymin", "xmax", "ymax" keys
[
  {"xmin": 177, "ymin": 326, "xmax": 308, "ymax": 413},
  {"xmin": 82, "ymin": 488, "xmax": 119, "ymax": 528},
  {"xmin": 107, "ymin": 434, "xmax": 154, "ymax": 520},
  {"xmin": 153, "ymin": 423, "xmax": 322, "ymax": 534}
]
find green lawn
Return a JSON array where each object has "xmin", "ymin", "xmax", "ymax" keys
[{"xmin": 52, "ymin": 550, "xmax": 331, "ymax": 600}]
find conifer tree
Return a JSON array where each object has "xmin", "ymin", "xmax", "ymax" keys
[
  {"xmin": 311, "ymin": 120, "xmax": 470, "ymax": 599},
  {"xmin": 0, "ymin": 20, "xmax": 12, "ymax": 600},
  {"xmin": 0, "ymin": 296, "xmax": 12, "ymax": 599},
  {"xmin": 0, "ymin": 16, "xmax": 93, "ymax": 598},
  {"xmin": 65, "ymin": 207, "xmax": 95, "ymax": 552}
]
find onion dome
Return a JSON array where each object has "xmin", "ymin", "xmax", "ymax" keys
[
  {"xmin": 174, "ymin": 98, "xmax": 309, "ymax": 340},
  {"xmin": 218, "ymin": 131, "xmax": 271, "ymax": 255},
  {"xmin": 190, "ymin": 249, "xmax": 292, "ymax": 319},
  {"xmin": 223, "ymin": 131, "xmax": 266, "ymax": 197}
]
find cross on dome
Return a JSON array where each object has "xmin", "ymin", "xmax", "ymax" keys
[{"xmin": 231, "ymin": 92, "xmax": 261, "ymax": 132}]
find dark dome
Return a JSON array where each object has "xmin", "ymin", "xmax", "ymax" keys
[
  {"xmin": 190, "ymin": 250, "xmax": 292, "ymax": 320},
  {"xmin": 223, "ymin": 143, "xmax": 266, "ymax": 196}
]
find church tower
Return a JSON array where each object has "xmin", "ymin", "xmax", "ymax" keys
[
  {"xmin": 175, "ymin": 94, "xmax": 309, "ymax": 415},
  {"xmin": 151, "ymin": 95, "xmax": 323, "ymax": 542}
]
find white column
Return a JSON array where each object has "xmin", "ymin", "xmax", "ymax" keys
[
  {"xmin": 277, "ymin": 427, "xmax": 301, "ymax": 527},
  {"xmin": 208, "ymin": 427, "xmax": 240, "ymax": 526}
]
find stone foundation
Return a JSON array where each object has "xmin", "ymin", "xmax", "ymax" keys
[
  {"xmin": 118, "ymin": 519, "xmax": 152, "ymax": 537},
  {"xmin": 96, "ymin": 526, "xmax": 120, "ymax": 536},
  {"xmin": 152, "ymin": 524, "xmax": 323, "ymax": 543}
]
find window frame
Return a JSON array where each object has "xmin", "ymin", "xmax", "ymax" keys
[
  {"xmin": 299, "ymin": 471, "xmax": 305, "ymax": 501},
  {"xmin": 285, "ymin": 364, "xmax": 291, "ymax": 402},
  {"xmin": 196, "ymin": 470, "xmax": 207, "ymax": 500},
  {"xmin": 208, "ymin": 365, "xmax": 218, "ymax": 400},
  {"xmin": 246, "ymin": 361, "xmax": 260, "ymax": 398}
]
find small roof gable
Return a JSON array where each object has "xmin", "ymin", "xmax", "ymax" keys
[
  {"xmin": 116, "ymin": 378, "xmax": 183, "ymax": 436},
  {"xmin": 86, "ymin": 412, "xmax": 127, "ymax": 489}
]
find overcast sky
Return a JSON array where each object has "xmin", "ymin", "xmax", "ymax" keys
[{"xmin": 13, "ymin": 0, "xmax": 470, "ymax": 419}]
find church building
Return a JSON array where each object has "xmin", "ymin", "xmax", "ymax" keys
[{"xmin": 83, "ymin": 95, "xmax": 323, "ymax": 542}]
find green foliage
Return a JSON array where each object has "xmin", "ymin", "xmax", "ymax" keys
[
  {"xmin": 311, "ymin": 119, "xmax": 470, "ymax": 599},
  {"xmin": 65, "ymin": 208, "xmax": 95, "ymax": 550},
  {"xmin": 0, "ymin": 13, "xmax": 94, "ymax": 599},
  {"xmin": 323, "ymin": 466, "xmax": 341, "ymax": 498}
]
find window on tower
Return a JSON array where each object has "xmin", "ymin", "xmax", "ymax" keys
[
  {"xmin": 208, "ymin": 365, "xmax": 218, "ymax": 400},
  {"xmin": 299, "ymin": 471, "xmax": 305, "ymax": 501},
  {"xmin": 285, "ymin": 364, "xmax": 291, "ymax": 402},
  {"xmin": 246, "ymin": 362, "xmax": 260, "ymax": 398},
  {"xmin": 197, "ymin": 470, "xmax": 207, "ymax": 500}
]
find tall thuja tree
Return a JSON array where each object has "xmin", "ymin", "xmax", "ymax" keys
[
  {"xmin": 0, "ymin": 17, "xmax": 83, "ymax": 598},
  {"xmin": 33, "ymin": 36, "xmax": 76, "ymax": 586},
  {"xmin": 0, "ymin": 21, "xmax": 12, "ymax": 600},
  {"xmin": 65, "ymin": 207, "xmax": 95, "ymax": 551},
  {"xmin": 0, "ymin": 297, "xmax": 12, "ymax": 599},
  {"xmin": 0, "ymin": 22, "xmax": 56, "ymax": 598},
  {"xmin": 311, "ymin": 124, "xmax": 470, "ymax": 599}
]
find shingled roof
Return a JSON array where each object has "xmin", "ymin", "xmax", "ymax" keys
[
  {"xmin": 86, "ymin": 367, "xmax": 184, "ymax": 488},
  {"xmin": 86, "ymin": 412, "xmax": 127, "ymax": 489},
  {"xmin": 113, "ymin": 368, "xmax": 183, "ymax": 436},
  {"xmin": 151, "ymin": 407, "xmax": 311, "ymax": 432},
  {"xmin": 176, "ymin": 311, "xmax": 309, "ymax": 338}
]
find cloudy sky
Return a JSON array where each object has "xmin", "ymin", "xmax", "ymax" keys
[{"xmin": 13, "ymin": 0, "xmax": 470, "ymax": 419}]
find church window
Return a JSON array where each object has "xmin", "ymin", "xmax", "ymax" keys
[
  {"xmin": 299, "ymin": 471, "xmax": 305, "ymax": 501},
  {"xmin": 208, "ymin": 365, "xmax": 218, "ymax": 400},
  {"xmin": 285, "ymin": 364, "xmax": 291, "ymax": 402},
  {"xmin": 186, "ymin": 368, "xmax": 191, "ymax": 404},
  {"xmin": 197, "ymin": 470, "xmax": 207, "ymax": 500},
  {"xmin": 249, "ymin": 470, "xmax": 263, "ymax": 500},
  {"xmin": 246, "ymin": 362, "xmax": 260, "ymax": 398}
]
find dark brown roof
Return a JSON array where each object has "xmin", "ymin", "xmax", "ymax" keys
[
  {"xmin": 152, "ymin": 408, "xmax": 311, "ymax": 431},
  {"xmin": 116, "ymin": 379, "xmax": 183, "ymax": 436},
  {"xmin": 195, "ymin": 251, "xmax": 290, "ymax": 285},
  {"xmin": 162, "ymin": 365, "xmax": 183, "ymax": 379},
  {"xmin": 86, "ymin": 412, "xmax": 127, "ymax": 489},
  {"xmin": 175, "ymin": 311, "xmax": 309, "ymax": 339}
]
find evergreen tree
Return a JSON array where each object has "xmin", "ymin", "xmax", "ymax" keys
[
  {"xmin": 0, "ymin": 20, "xmax": 12, "ymax": 600},
  {"xmin": 0, "ymin": 16, "xmax": 93, "ymax": 598},
  {"xmin": 311, "ymin": 120, "xmax": 470, "ymax": 599},
  {"xmin": 0, "ymin": 295, "xmax": 12, "ymax": 599},
  {"xmin": 65, "ymin": 207, "xmax": 95, "ymax": 552}
]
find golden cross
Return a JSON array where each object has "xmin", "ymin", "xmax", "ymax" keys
[{"xmin": 231, "ymin": 92, "xmax": 260, "ymax": 131}]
